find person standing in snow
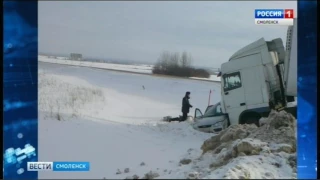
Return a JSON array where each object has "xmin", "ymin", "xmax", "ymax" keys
[{"xmin": 181, "ymin": 91, "xmax": 193, "ymax": 121}]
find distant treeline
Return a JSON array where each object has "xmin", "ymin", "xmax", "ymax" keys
[{"xmin": 152, "ymin": 51, "xmax": 210, "ymax": 78}]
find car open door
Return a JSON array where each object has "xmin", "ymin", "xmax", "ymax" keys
[
  {"xmin": 193, "ymin": 102, "xmax": 229, "ymax": 133},
  {"xmin": 194, "ymin": 108, "xmax": 203, "ymax": 121}
]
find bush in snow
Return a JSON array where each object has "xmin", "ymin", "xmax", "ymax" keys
[
  {"xmin": 152, "ymin": 51, "xmax": 210, "ymax": 78},
  {"xmin": 124, "ymin": 168, "xmax": 130, "ymax": 173},
  {"xmin": 143, "ymin": 171, "xmax": 160, "ymax": 179},
  {"xmin": 125, "ymin": 174, "xmax": 139, "ymax": 179},
  {"xmin": 116, "ymin": 169, "xmax": 122, "ymax": 174},
  {"xmin": 180, "ymin": 158, "xmax": 192, "ymax": 165},
  {"xmin": 38, "ymin": 72, "xmax": 105, "ymax": 120},
  {"xmin": 187, "ymin": 171, "xmax": 200, "ymax": 179}
]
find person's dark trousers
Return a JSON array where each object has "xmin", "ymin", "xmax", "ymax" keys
[{"xmin": 181, "ymin": 112, "xmax": 188, "ymax": 121}]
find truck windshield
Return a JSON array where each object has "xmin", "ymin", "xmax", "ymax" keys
[
  {"xmin": 203, "ymin": 103, "xmax": 223, "ymax": 117},
  {"xmin": 223, "ymin": 72, "xmax": 242, "ymax": 91}
]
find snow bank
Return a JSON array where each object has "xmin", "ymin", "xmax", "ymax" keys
[{"xmin": 160, "ymin": 110, "xmax": 297, "ymax": 179}]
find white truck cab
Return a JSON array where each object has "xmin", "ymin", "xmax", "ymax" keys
[
  {"xmin": 221, "ymin": 38, "xmax": 285, "ymax": 125},
  {"xmin": 193, "ymin": 20, "xmax": 297, "ymax": 132},
  {"xmin": 220, "ymin": 21, "xmax": 297, "ymax": 126}
]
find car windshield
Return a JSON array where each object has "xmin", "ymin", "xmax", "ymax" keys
[{"xmin": 202, "ymin": 103, "xmax": 222, "ymax": 118}]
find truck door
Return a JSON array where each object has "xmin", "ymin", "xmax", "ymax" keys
[
  {"xmin": 241, "ymin": 66, "xmax": 267, "ymax": 106},
  {"xmin": 222, "ymin": 71, "xmax": 247, "ymax": 122}
]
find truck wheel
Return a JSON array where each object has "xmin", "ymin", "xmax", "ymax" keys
[{"xmin": 244, "ymin": 117, "xmax": 260, "ymax": 127}]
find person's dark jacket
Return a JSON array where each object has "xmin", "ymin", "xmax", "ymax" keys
[{"xmin": 182, "ymin": 96, "xmax": 192, "ymax": 113}]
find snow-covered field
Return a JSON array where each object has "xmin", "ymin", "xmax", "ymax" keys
[
  {"xmin": 38, "ymin": 62, "xmax": 218, "ymax": 179},
  {"xmin": 38, "ymin": 62, "xmax": 296, "ymax": 179},
  {"xmin": 38, "ymin": 55, "xmax": 153, "ymax": 74},
  {"xmin": 38, "ymin": 55, "xmax": 221, "ymax": 82}
]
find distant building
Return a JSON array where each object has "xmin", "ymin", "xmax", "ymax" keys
[{"xmin": 70, "ymin": 53, "xmax": 82, "ymax": 61}]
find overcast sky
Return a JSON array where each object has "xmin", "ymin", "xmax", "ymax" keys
[{"xmin": 39, "ymin": 1, "xmax": 297, "ymax": 67}]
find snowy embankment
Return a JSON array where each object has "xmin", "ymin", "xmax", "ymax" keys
[
  {"xmin": 38, "ymin": 70, "xmax": 295, "ymax": 179},
  {"xmin": 176, "ymin": 111, "xmax": 297, "ymax": 179},
  {"xmin": 38, "ymin": 55, "xmax": 220, "ymax": 82}
]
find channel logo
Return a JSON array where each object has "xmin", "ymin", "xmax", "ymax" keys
[
  {"xmin": 254, "ymin": 9, "xmax": 294, "ymax": 26},
  {"xmin": 27, "ymin": 162, "xmax": 90, "ymax": 172}
]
